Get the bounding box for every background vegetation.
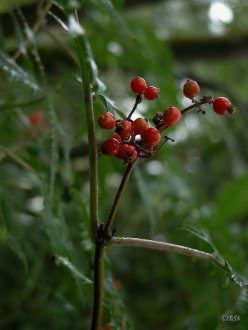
[0,0,248,329]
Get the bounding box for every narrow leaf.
[55,255,93,285]
[0,197,28,271]
[0,50,41,92]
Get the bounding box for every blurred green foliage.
[0,0,248,329]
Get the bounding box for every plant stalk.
[109,236,226,268]
[91,243,105,330]
[82,69,99,239]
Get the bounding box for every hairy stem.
[91,243,105,330]
[104,162,135,234]
[109,236,226,268]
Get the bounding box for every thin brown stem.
[109,236,226,268]
[158,99,212,132]
[104,162,135,234]
[91,243,105,330]
[127,94,142,120]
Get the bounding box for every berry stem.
[127,94,142,120]
[181,99,210,115]
[104,162,135,234]
[157,99,211,132]
[109,236,226,269]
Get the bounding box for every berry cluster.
[97,77,235,164]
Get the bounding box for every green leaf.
[48,104,59,203]
[98,94,124,118]
[0,50,41,92]
[214,170,248,222]
[42,184,73,256]
[183,225,248,288]
[55,255,93,285]
[0,197,28,271]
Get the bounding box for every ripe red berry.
[141,127,161,147]
[100,138,120,156]
[144,86,160,100]
[112,133,122,143]
[130,76,147,94]
[132,117,149,135]
[29,111,43,127]
[212,97,234,115]
[117,144,137,163]
[163,106,182,127]
[116,120,133,139]
[104,324,112,330]
[98,112,116,129]
[183,79,200,99]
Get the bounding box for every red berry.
[132,117,149,135]
[104,324,112,330]
[101,138,120,156]
[144,86,160,100]
[141,127,161,147]
[163,106,182,127]
[117,144,137,163]
[112,133,122,143]
[183,79,200,99]
[212,97,234,115]
[29,112,43,127]
[131,76,147,94]
[116,120,133,139]
[98,112,116,129]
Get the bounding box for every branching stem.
[104,162,135,234]
[109,236,226,269]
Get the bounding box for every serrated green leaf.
[0,50,41,92]
[183,224,248,288]
[42,184,73,256]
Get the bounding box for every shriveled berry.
[116,120,133,139]
[152,112,163,127]
[117,144,137,163]
[130,76,147,94]
[144,86,160,100]
[183,79,200,99]
[98,112,116,129]
[101,138,120,156]
[163,106,182,127]
[132,117,149,135]
[141,127,161,147]
[213,97,234,115]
